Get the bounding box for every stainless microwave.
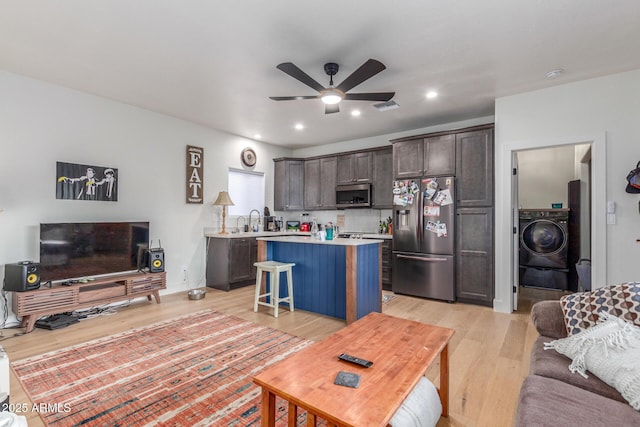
[336,184,371,208]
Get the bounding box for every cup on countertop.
[319,230,326,241]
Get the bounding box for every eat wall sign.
[186,145,204,204]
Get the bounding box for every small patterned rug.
[11,310,313,426]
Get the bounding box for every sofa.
[515,299,640,426]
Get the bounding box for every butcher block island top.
[256,236,382,324]
[253,312,454,426]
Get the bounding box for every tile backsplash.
[274,209,392,233]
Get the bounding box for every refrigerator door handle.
[397,254,448,262]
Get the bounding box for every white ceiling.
[2,1,640,149]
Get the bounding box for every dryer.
[519,210,569,269]
[519,209,569,290]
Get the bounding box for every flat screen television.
[39,222,150,282]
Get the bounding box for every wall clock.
[241,148,257,167]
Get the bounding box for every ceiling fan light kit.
[270,59,395,114]
[321,88,344,105]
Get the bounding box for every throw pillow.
[544,313,640,410]
[560,281,640,335]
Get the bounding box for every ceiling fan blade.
[325,104,340,114]
[270,95,319,101]
[344,92,395,102]
[276,62,326,92]
[336,59,386,93]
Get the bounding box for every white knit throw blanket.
[545,312,640,410]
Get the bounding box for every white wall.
[495,69,640,312]
[0,71,291,312]
[517,145,577,209]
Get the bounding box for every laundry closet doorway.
[512,143,592,310]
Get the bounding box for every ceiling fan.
[269,59,395,114]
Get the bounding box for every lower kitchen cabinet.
[456,207,494,306]
[206,237,258,290]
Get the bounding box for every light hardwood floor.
[1,285,565,427]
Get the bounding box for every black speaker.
[148,250,165,273]
[4,261,41,292]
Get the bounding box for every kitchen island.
[256,235,383,324]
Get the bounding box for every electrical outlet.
[181,265,188,281]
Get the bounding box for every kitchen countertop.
[204,229,311,238]
[204,228,392,240]
[257,235,383,246]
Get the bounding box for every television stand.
[11,271,166,333]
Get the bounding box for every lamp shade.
[213,191,234,206]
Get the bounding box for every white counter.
[203,229,311,239]
[257,235,383,246]
[203,228,392,240]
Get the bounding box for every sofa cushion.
[544,313,640,410]
[516,375,639,427]
[560,281,640,335]
[531,300,567,339]
[530,336,624,403]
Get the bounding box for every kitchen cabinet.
[392,135,455,178]
[456,128,493,207]
[393,138,424,178]
[372,148,393,209]
[337,152,372,184]
[424,134,455,176]
[304,157,337,210]
[391,123,495,307]
[456,207,494,306]
[274,159,305,211]
[206,236,258,290]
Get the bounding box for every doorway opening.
[513,143,592,311]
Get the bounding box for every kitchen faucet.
[236,216,246,232]
[249,209,261,232]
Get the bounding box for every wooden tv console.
[12,271,166,333]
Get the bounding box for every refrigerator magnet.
[433,189,453,206]
[424,205,440,216]
[436,222,448,237]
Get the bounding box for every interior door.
[512,152,519,310]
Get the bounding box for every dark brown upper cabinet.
[456,129,494,208]
[424,134,455,176]
[337,152,372,184]
[304,157,337,210]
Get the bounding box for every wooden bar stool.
[253,261,295,317]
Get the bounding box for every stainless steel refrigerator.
[392,176,455,302]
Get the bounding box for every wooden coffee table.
[253,312,454,426]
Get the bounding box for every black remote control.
[338,353,373,368]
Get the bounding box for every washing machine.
[519,210,569,290]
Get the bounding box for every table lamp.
[213,191,234,235]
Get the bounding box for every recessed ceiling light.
[294,123,304,130]
[351,110,361,117]
[546,69,565,79]
[426,91,438,99]
[253,134,262,139]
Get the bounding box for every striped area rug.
[11,310,313,426]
